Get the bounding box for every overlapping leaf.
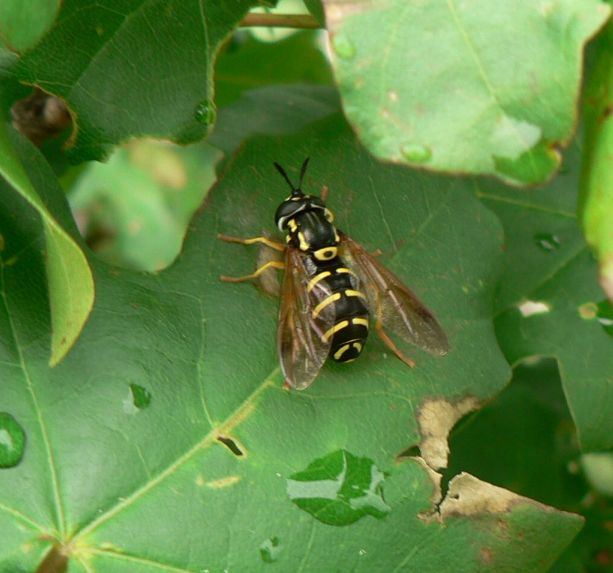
[16,0,266,162]
[323,0,610,185]
[580,16,613,302]
[0,0,60,52]
[476,143,613,451]
[0,111,582,572]
[69,139,221,272]
[0,122,93,366]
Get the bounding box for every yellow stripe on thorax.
[297,232,309,251]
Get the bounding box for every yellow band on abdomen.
[307,271,331,292]
[312,293,341,319]
[324,320,349,341]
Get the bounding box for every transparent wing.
[277,249,334,390]
[339,232,449,356]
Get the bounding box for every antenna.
[298,157,310,190]
[273,158,310,196]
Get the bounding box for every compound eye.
[275,200,301,230]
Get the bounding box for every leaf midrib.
[72,370,277,541]
[0,260,66,536]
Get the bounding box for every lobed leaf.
[0,121,94,366]
[476,143,613,451]
[580,17,613,303]
[16,0,265,162]
[0,111,581,571]
[0,0,60,52]
[323,0,610,185]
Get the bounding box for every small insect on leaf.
[219,159,448,389]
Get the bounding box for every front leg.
[217,233,286,252]
[220,260,286,283]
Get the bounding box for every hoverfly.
[219,158,449,390]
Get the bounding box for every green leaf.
[448,360,585,511]
[68,139,221,272]
[0,0,60,52]
[0,122,94,366]
[304,0,326,26]
[0,110,584,571]
[475,143,613,451]
[322,0,611,185]
[447,359,612,573]
[580,17,613,302]
[210,84,340,153]
[16,0,262,162]
[215,30,333,107]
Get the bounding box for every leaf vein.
[73,372,277,540]
[0,261,66,536]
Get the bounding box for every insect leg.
[375,319,416,368]
[220,260,285,283]
[217,233,286,252]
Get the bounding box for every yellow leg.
[220,260,285,283]
[217,233,286,252]
[375,319,416,368]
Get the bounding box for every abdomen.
[309,263,369,363]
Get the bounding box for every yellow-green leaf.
[580,16,613,302]
[0,122,94,365]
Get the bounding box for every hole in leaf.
[0,412,26,468]
[518,300,551,317]
[217,435,245,457]
[396,444,421,461]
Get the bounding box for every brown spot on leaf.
[325,3,366,28]
[416,397,480,470]
[596,549,612,565]
[441,474,521,516]
[480,547,493,564]
[35,546,68,573]
[207,475,241,489]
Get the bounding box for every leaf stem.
[240,13,321,29]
